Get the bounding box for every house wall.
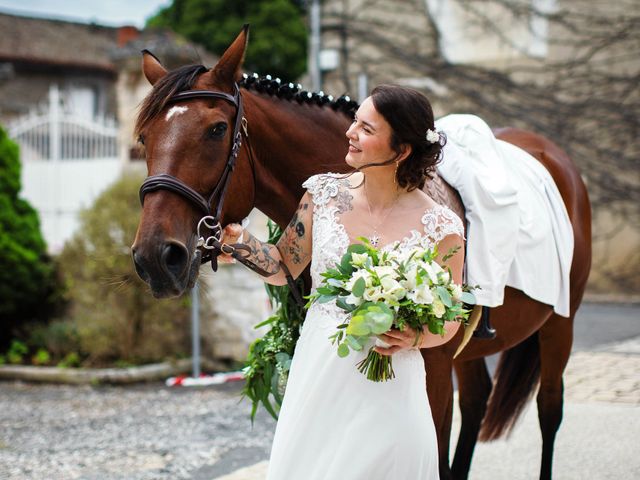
[0,67,116,124]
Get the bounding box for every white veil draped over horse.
[435,114,574,317]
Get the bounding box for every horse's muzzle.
[132,240,199,298]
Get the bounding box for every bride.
[220,84,464,479]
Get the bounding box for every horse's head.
[131,27,255,298]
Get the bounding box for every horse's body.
[132,29,591,480]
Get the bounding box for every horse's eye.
[138,134,145,145]
[209,122,228,139]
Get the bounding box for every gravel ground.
[1,302,638,480]
[0,382,275,480]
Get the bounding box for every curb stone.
[0,358,229,384]
[213,461,269,480]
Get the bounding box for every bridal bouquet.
[308,238,474,382]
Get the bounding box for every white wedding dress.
[266,174,464,480]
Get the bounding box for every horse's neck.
[244,92,351,227]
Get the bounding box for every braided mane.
[239,72,359,117]
[135,65,359,136]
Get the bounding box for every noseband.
[138,84,254,273]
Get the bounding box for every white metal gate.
[7,84,122,252]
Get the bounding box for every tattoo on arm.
[278,201,311,265]
[243,231,281,275]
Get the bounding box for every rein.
[138,84,303,304]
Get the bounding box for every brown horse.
[131,28,591,480]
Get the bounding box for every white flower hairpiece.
[426,129,440,144]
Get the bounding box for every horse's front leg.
[422,329,463,479]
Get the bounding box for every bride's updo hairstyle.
[370,84,445,191]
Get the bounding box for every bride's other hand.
[218,223,243,264]
[374,325,424,356]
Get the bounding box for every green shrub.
[54,173,209,367]
[26,320,79,363]
[57,352,80,369]
[0,125,62,350]
[31,348,51,366]
[7,340,28,364]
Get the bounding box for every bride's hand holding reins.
[219,223,244,264]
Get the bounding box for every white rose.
[401,264,420,291]
[379,276,407,302]
[350,252,369,267]
[345,269,372,291]
[407,247,424,262]
[432,298,445,318]
[373,265,396,280]
[388,250,403,263]
[407,283,434,305]
[422,262,441,284]
[363,286,384,302]
[345,293,364,307]
[451,284,463,301]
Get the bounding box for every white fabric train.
[435,114,574,317]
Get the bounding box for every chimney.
[117,26,140,47]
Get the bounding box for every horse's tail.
[479,333,540,441]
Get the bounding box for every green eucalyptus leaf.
[436,286,453,308]
[352,277,366,297]
[348,244,368,254]
[337,343,350,357]
[346,315,371,336]
[315,288,333,297]
[340,253,355,275]
[316,295,335,304]
[346,335,364,351]
[336,296,356,312]
[366,311,394,335]
[326,278,344,288]
[460,291,476,304]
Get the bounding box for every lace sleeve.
[421,205,465,246]
[302,173,344,207]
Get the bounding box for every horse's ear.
[210,24,249,85]
[142,50,168,86]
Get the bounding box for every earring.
[394,162,399,184]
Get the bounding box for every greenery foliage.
[0,125,60,350]
[147,0,308,81]
[49,174,204,367]
[242,220,306,421]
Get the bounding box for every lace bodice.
[303,173,465,299]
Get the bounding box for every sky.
[0,0,172,28]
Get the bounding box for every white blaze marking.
[166,105,188,120]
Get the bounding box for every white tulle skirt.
[266,304,439,480]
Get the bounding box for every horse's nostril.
[161,242,189,278]
[133,251,150,283]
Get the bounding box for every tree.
[147,0,308,82]
[0,126,60,349]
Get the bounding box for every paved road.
[0,302,638,480]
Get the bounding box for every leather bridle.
[138,84,256,272]
[137,83,304,305]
